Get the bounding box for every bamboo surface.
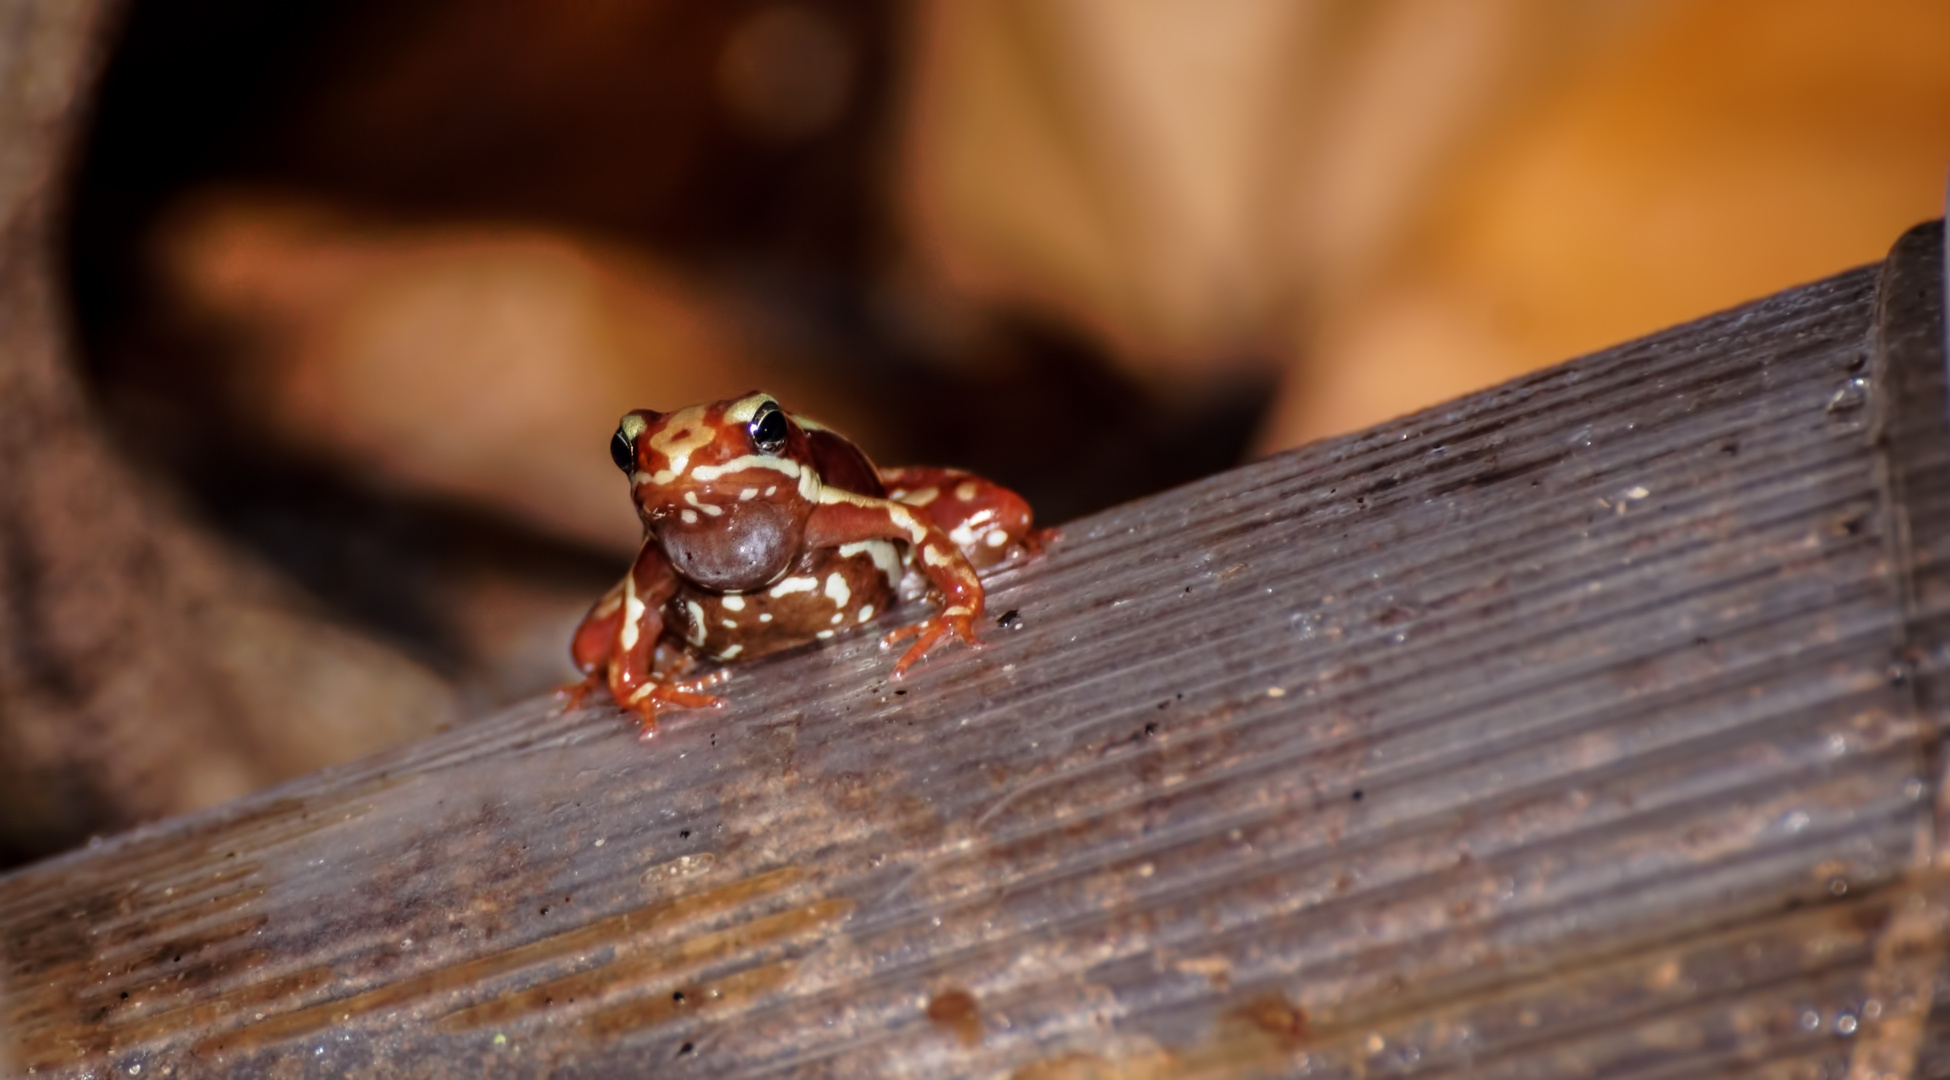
[6,221,1950,1078]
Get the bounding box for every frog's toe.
[884,610,982,675]
[622,679,727,737]
[556,674,606,713]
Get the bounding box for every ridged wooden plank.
[5,222,1950,1078]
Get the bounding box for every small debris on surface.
[1232,992,1309,1043]
[926,989,981,1047]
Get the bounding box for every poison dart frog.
[567,391,1046,734]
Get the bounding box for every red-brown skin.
[566,391,1047,735]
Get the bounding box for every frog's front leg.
[805,489,984,675]
[879,466,1050,569]
[570,542,724,735]
[569,577,627,687]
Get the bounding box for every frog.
[567,391,1046,734]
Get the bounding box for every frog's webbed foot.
[882,607,982,676]
[620,670,730,738]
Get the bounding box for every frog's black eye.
[749,401,788,455]
[610,428,636,472]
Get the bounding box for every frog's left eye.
[610,428,636,472]
[749,401,788,455]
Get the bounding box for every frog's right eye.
[748,400,789,455]
[610,428,636,472]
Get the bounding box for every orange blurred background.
[66,0,1950,716]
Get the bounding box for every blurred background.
[7,0,1949,863]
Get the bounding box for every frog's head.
[609,392,823,592]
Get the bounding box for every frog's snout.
[654,500,802,593]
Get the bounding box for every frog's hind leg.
[880,466,1043,569]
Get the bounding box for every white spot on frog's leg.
[985,530,1009,547]
[768,575,819,597]
[923,544,955,569]
[684,601,708,646]
[823,572,851,609]
[816,488,928,545]
[857,604,874,622]
[739,488,758,501]
[817,629,835,639]
[627,683,659,705]
[717,644,744,660]
[759,612,774,623]
[944,605,973,616]
[896,510,930,545]
[680,509,699,524]
[722,594,746,611]
[902,487,939,507]
[591,590,623,618]
[837,540,903,589]
[950,507,999,549]
[955,481,979,501]
[721,618,738,629]
[830,612,844,624]
[620,575,646,651]
[765,486,777,497]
